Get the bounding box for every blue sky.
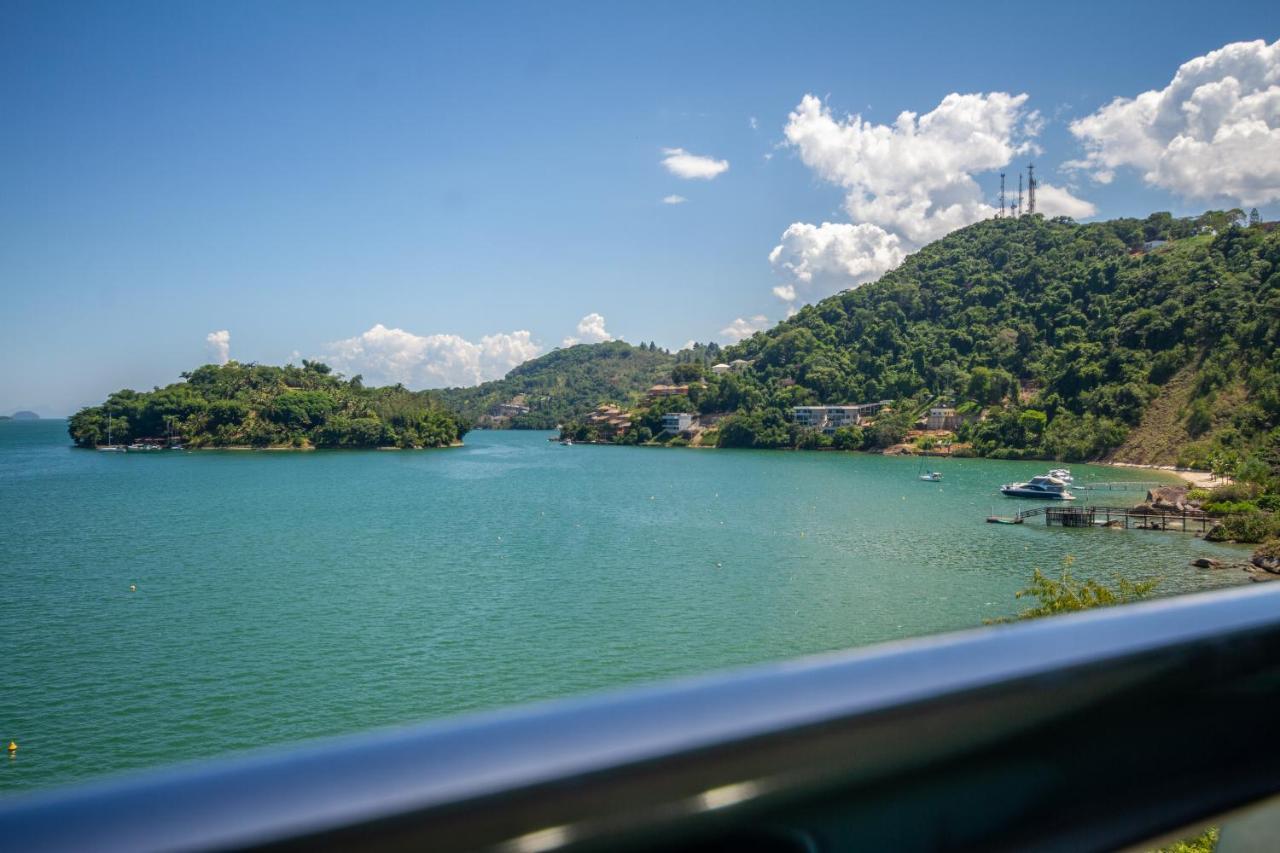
[2,1,1277,415]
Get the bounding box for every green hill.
[68,361,467,449]
[645,212,1280,469]
[435,340,697,428]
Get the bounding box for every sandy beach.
[1103,461,1219,489]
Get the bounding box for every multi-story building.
[662,413,694,433]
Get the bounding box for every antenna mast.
[1027,163,1037,216]
[1016,173,1023,217]
[998,172,1006,218]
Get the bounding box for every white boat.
[1048,468,1074,483]
[919,471,942,482]
[98,410,126,452]
[1001,475,1075,500]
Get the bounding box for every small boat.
[919,471,942,482]
[1048,468,1074,483]
[98,410,126,451]
[1001,475,1075,500]
[559,439,573,446]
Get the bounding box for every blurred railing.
[4,583,1280,852]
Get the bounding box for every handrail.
[5,584,1280,851]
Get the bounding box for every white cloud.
[768,222,906,304]
[1035,182,1098,219]
[720,315,770,343]
[784,92,1037,245]
[749,116,759,130]
[561,312,614,347]
[769,91,1066,305]
[325,324,541,388]
[206,330,230,364]
[1067,38,1280,205]
[661,147,730,180]
[662,194,687,205]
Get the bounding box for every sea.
[0,419,1251,795]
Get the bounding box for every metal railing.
[5,584,1280,851]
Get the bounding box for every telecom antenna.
[1016,172,1024,217]
[1027,163,1037,216]
[999,172,1006,218]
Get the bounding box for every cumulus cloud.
[561,312,614,347]
[768,222,906,305]
[1067,39,1280,205]
[784,92,1038,244]
[661,147,730,180]
[1035,182,1099,219]
[206,330,230,364]
[662,194,687,205]
[720,315,770,343]
[768,91,1093,305]
[325,324,541,388]
[749,116,759,130]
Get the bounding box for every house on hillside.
[711,363,731,375]
[646,384,690,400]
[662,413,694,433]
[926,406,959,431]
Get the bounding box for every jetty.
[988,504,1216,534]
[1071,481,1167,492]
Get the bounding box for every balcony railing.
[4,583,1280,851]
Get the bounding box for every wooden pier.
[994,504,1216,534]
[1071,481,1167,492]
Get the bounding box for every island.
[68,361,468,450]
[10,410,40,420]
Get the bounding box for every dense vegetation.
[68,361,468,449]
[684,212,1280,470]
[435,341,691,428]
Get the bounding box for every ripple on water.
[0,421,1250,794]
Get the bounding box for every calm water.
[0,420,1249,795]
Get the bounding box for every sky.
[2,1,1278,415]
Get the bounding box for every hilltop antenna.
[1016,172,1024,217]
[998,172,1006,218]
[1027,163,1037,216]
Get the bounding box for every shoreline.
[1099,460,1217,489]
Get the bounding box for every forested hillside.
[687,212,1280,469]
[435,340,694,428]
[68,361,467,449]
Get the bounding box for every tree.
[671,363,704,383]
[1249,208,1262,226]
[993,557,1156,623]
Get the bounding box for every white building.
[662,412,694,433]
[793,401,893,433]
[711,363,731,375]
[926,406,958,430]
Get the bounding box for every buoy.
[130,584,137,592]
[7,741,16,754]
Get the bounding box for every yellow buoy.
[7,741,16,754]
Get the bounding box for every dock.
[988,504,1215,534]
[1071,481,1167,492]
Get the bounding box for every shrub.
[1257,493,1280,512]
[1186,488,1211,503]
[1205,511,1280,544]
[1209,482,1261,503]
[1202,500,1260,515]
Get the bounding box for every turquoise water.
[0,420,1249,795]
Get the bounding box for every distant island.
[10,411,40,420]
[434,340,686,429]
[68,361,468,450]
